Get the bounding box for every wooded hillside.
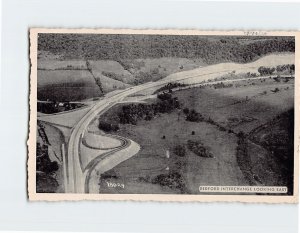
[38,34,295,64]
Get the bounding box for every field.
[97,76,294,194]
[38,59,87,70]
[173,77,294,133]
[37,34,294,102]
[37,54,207,100]
[248,109,294,194]
[162,53,295,85]
[37,49,294,102]
[37,70,101,101]
[118,57,205,84]
[99,113,246,194]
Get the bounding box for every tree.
[99,121,119,132]
[237,131,245,140]
[183,108,189,115]
[186,109,204,122]
[173,145,186,157]
[258,66,275,76]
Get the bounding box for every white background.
[0,0,299,232]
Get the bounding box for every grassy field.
[37,34,294,102]
[37,70,101,101]
[248,109,294,194]
[37,50,294,102]
[37,54,206,100]
[97,76,294,194]
[99,112,245,194]
[173,77,294,133]
[119,57,205,84]
[38,59,87,70]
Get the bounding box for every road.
[66,82,160,193]
[65,69,272,193]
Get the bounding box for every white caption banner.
[199,186,288,193]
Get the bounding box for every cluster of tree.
[36,142,60,192]
[271,87,280,93]
[211,82,233,89]
[237,132,248,154]
[133,71,153,85]
[187,140,213,158]
[154,82,187,94]
[119,104,147,125]
[133,68,166,85]
[101,71,125,82]
[206,117,228,132]
[37,102,84,114]
[38,34,294,64]
[116,59,145,72]
[235,131,255,184]
[36,143,59,174]
[157,92,173,101]
[276,64,295,74]
[36,172,59,193]
[86,60,103,93]
[186,109,204,122]
[37,124,50,145]
[258,64,295,76]
[183,107,229,132]
[151,172,186,192]
[98,121,120,132]
[173,145,186,157]
[183,108,204,122]
[258,66,276,76]
[245,72,258,78]
[105,93,180,126]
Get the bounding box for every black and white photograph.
[28,29,299,202]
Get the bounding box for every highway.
[65,67,274,193]
[66,81,162,193]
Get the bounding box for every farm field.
[173,78,294,133]
[37,70,101,101]
[97,76,294,194]
[36,51,294,102]
[37,54,207,101]
[38,59,87,70]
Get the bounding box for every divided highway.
[66,81,161,193]
[65,67,271,193]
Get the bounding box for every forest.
[38,34,295,64]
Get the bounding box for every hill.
[37,55,205,100]
[162,53,295,84]
[37,34,295,101]
[95,75,294,194]
[38,34,294,64]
